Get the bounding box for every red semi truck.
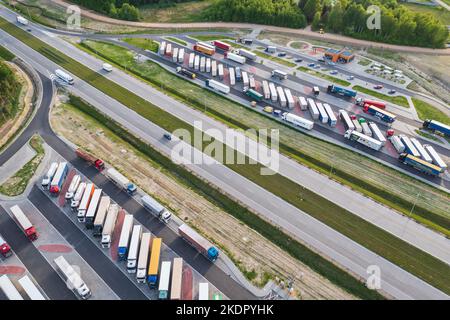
[212,40,231,51]
[10,205,38,241]
[356,98,386,110]
[76,149,105,171]
[0,235,12,258]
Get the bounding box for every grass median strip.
[253,50,296,67]
[2,17,450,295]
[353,85,409,108]
[412,97,450,125]
[298,66,351,86]
[0,44,14,61]
[165,36,187,46]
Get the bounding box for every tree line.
[0,61,21,126]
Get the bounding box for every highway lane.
[1,30,448,299]
[0,205,75,300]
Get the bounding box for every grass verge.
[191,35,236,42]
[253,50,296,67]
[412,98,450,125]
[353,85,409,108]
[0,135,44,196]
[68,94,383,300]
[165,36,187,46]
[298,66,351,86]
[0,44,15,61]
[122,37,159,53]
[3,18,449,295]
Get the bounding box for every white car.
[102,63,113,72]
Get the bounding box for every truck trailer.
[262,81,270,99]
[16,16,29,25]
[217,63,224,80]
[244,88,263,102]
[356,98,386,109]
[101,205,118,248]
[76,149,104,171]
[211,60,217,77]
[271,70,288,80]
[194,42,215,56]
[42,162,58,188]
[400,135,420,158]
[410,138,433,163]
[358,118,372,137]
[49,162,68,195]
[224,52,246,64]
[65,175,81,200]
[327,85,357,98]
[344,130,383,151]
[212,40,231,51]
[284,89,295,109]
[158,261,172,300]
[299,96,308,111]
[316,102,328,124]
[205,79,230,94]
[18,275,45,300]
[176,67,196,79]
[307,98,319,120]
[194,55,200,70]
[238,48,257,61]
[368,122,386,145]
[282,113,314,130]
[106,168,137,195]
[141,194,172,223]
[71,182,86,209]
[228,67,235,86]
[172,47,179,63]
[399,153,443,176]
[423,145,447,170]
[170,258,183,300]
[76,183,95,222]
[269,82,277,102]
[118,214,134,261]
[93,200,116,237]
[200,56,206,72]
[87,195,109,230]
[147,238,162,288]
[136,232,151,282]
[206,58,211,73]
[276,86,287,108]
[323,103,337,127]
[80,188,102,223]
[188,53,195,68]
[159,41,166,55]
[54,256,91,300]
[178,224,219,262]
[363,105,396,123]
[198,283,209,300]
[10,205,38,241]
[127,225,142,274]
[339,110,355,131]
[0,275,23,300]
[422,119,450,137]
[178,48,185,63]
[390,136,405,153]
[241,71,249,88]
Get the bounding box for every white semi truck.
[141,194,172,223]
[282,113,314,130]
[344,130,383,151]
[106,168,137,195]
[54,256,91,300]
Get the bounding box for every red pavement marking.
[38,244,72,253]
[0,266,26,275]
[58,169,76,207]
[181,265,193,300]
[249,66,256,73]
[110,209,125,261]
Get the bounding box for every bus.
[18,275,46,300]
[0,275,23,300]
[147,237,162,288]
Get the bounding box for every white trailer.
[339,110,355,131]
[390,136,405,153]
[299,96,308,111]
[159,41,166,55]
[127,225,142,274]
[368,122,386,145]
[206,79,230,94]
[77,183,94,219]
[136,232,151,282]
[0,275,23,300]
[158,261,172,300]
[198,283,209,300]
[141,194,171,223]
[18,275,46,300]
[170,258,183,300]
[238,48,257,61]
[178,48,185,63]
[118,214,134,260]
[55,69,74,85]
[200,56,206,72]
[218,63,224,80]
[360,121,372,137]
[206,58,211,73]
[242,71,249,88]
[345,130,383,151]
[211,60,217,77]
[410,138,433,163]
[352,119,363,133]
[323,103,337,127]
[276,86,287,108]
[271,69,288,80]
[16,16,29,25]
[228,67,235,86]
[93,199,114,237]
[64,175,81,200]
[423,145,447,170]
[71,182,86,209]
[54,256,91,300]
[42,162,58,188]
[101,204,118,248]
[188,52,195,68]
[249,76,256,89]
[316,102,328,124]
[225,52,246,64]
[269,82,277,102]
[172,47,179,63]
[165,43,172,56]
[307,98,319,120]
[194,55,200,70]
[282,113,314,130]
[80,188,102,223]
[262,81,270,99]
[87,195,109,230]
[284,89,295,109]
[106,167,136,195]
[400,135,420,158]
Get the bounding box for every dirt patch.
[0,62,33,149]
[50,97,356,300]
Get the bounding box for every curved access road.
[52,0,450,56]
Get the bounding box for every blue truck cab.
[207,246,219,262]
[327,84,357,98]
[423,119,450,137]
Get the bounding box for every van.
[102,63,113,72]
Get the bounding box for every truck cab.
[126,183,137,195]
[0,236,12,258]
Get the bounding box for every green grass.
[0,135,44,196]
[358,58,371,66]
[3,18,450,296]
[353,85,410,108]
[139,0,211,23]
[298,66,351,86]
[415,129,441,142]
[68,94,383,300]
[403,3,450,25]
[413,98,450,125]
[165,36,187,46]
[253,50,296,67]
[191,34,236,42]
[0,44,15,61]
[122,37,159,53]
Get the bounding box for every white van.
[102,63,113,72]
